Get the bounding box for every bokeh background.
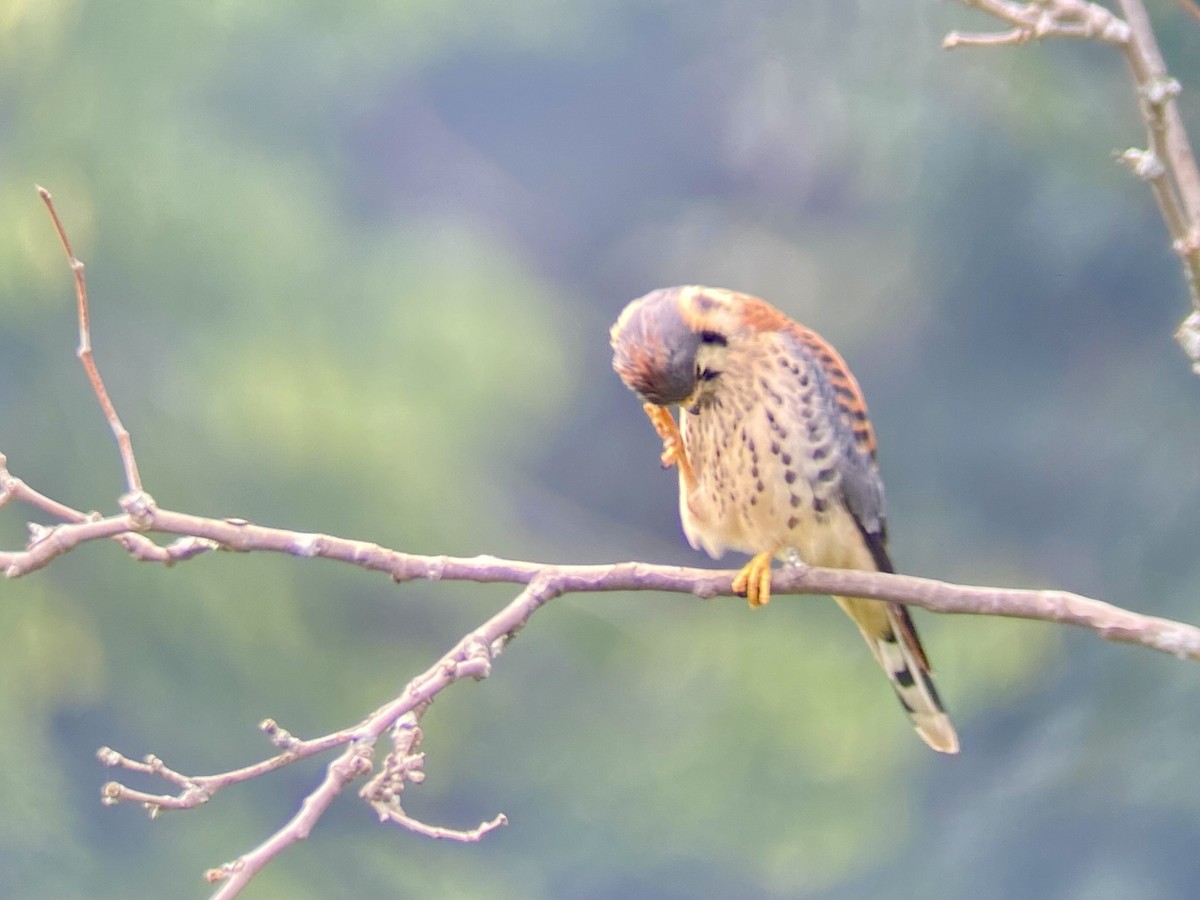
[3,1,1200,897]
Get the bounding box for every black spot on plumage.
[757,379,784,405]
[790,494,802,508]
[781,453,792,466]
[751,465,759,479]
[770,441,780,455]
[817,467,837,483]
[756,479,765,492]
[922,671,947,709]
[811,446,828,461]
[813,497,828,513]
[894,668,916,689]
[784,470,796,484]
[787,516,799,530]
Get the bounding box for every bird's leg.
[642,403,697,493]
[732,551,775,608]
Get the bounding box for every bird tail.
[834,595,960,754]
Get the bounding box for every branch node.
[1175,311,1200,372]
[1119,147,1166,181]
[26,522,53,547]
[119,491,158,529]
[101,781,123,805]
[205,860,242,883]
[260,718,301,751]
[289,532,323,558]
[1100,16,1131,44]
[457,636,493,681]
[1143,75,1182,107]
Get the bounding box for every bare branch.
[1114,0,1200,328]
[945,1,1200,370]
[2,460,1196,663]
[38,186,145,492]
[99,579,557,896]
[944,0,1130,48]
[0,452,215,564]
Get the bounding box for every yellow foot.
[642,403,697,493]
[732,551,775,608]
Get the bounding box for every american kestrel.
[610,285,958,753]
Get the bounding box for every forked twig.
[945,1,1200,370]
[37,186,144,493]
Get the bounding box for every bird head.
[610,285,747,408]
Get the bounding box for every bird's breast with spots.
[678,337,849,564]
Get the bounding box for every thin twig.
[37,186,144,493]
[1115,0,1200,319]
[945,1,1200,370]
[943,0,1130,48]
[0,452,214,563]
[192,580,553,895]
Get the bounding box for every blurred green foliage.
[3,1,1200,897]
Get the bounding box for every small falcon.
[610,285,958,753]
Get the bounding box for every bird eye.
[697,367,721,382]
[699,330,727,346]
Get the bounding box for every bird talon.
[733,551,775,608]
[642,403,697,492]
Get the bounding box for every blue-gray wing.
[785,323,889,567]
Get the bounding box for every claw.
[642,403,697,493]
[732,551,775,608]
